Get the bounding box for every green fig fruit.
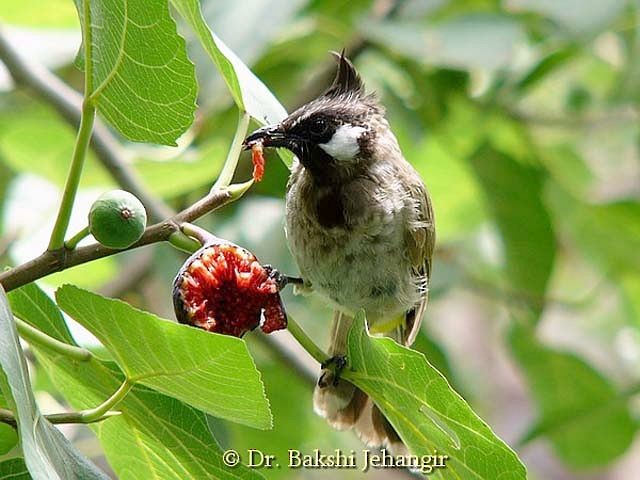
[89,190,147,248]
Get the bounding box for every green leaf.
[170,0,287,126]
[509,323,636,469]
[359,14,525,71]
[0,458,30,480]
[343,312,527,480]
[73,0,197,145]
[538,146,594,198]
[169,0,295,168]
[0,422,18,456]
[220,358,329,480]
[219,347,360,480]
[411,330,455,388]
[9,283,74,343]
[55,285,271,429]
[52,362,266,480]
[468,143,555,317]
[0,374,19,455]
[0,287,108,480]
[514,48,578,94]
[508,0,626,35]
[10,282,264,480]
[547,187,640,276]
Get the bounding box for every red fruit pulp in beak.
[251,142,265,182]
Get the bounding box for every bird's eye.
[308,117,329,137]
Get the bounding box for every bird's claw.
[321,354,347,370]
[318,355,348,387]
[263,265,304,291]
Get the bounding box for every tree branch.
[0,26,173,222]
[0,189,232,292]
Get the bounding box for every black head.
[244,52,381,180]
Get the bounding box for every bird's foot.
[263,265,304,291]
[318,355,348,387]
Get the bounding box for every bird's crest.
[324,50,365,98]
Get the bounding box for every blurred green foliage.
[1,0,640,479]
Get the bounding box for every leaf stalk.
[78,379,133,423]
[212,111,251,190]
[65,226,91,250]
[14,317,92,362]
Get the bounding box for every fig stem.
[212,111,251,190]
[286,316,330,365]
[65,226,91,250]
[168,230,201,253]
[48,100,96,251]
[47,0,96,251]
[180,222,218,246]
[224,179,254,200]
[14,317,92,362]
[78,378,133,424]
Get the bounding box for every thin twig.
[251,333,317,384]
[286,316,329,365]
[0,407,120,429]
[180,222,218,245]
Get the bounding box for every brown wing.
[403,180,435,346]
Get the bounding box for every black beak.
[243,124,288,150]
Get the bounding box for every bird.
[243,51,435,453]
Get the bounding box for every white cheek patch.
[319,124,366,161]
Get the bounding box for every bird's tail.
[312,310,409,454]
